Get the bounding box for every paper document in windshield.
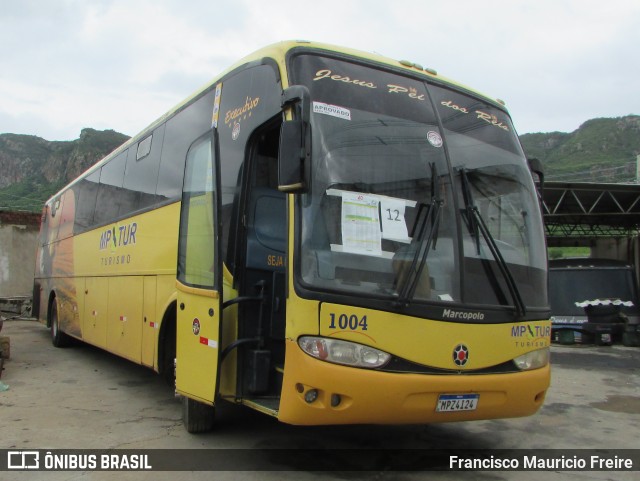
[341,193,382,256]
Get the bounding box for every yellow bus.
[33,40,551,433]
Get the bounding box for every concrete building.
[0,210,40,314]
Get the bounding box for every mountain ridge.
[519,115,640,182]
[0,128,129,211]
[1,115,639,212]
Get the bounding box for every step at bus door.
[175,131,222,406]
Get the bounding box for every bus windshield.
[291,54,547,318]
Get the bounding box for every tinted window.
[123,125,164,211]
[94,150,127,225]
[157,91,215,201]
[290,54,438,124]
[74,169,100,231]
[137,134,152,160]
[428,84,522,157]
[216,63,282,271]
[178,135,217,288]
[56,188,76,241]
[118,149,143,217]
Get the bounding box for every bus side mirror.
[528,157,544,191]
[527,157,545,212]
[527,157,544,181]
[278,85,311,193]
[278,120,308,192]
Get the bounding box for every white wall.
[0,213,39,297]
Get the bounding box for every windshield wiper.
[459,168,526,319]
[395,163,443,307]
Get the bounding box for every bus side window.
[123,124,165,212]
[157,91,216,203]
[94,150,127,226]
[57,189,76,240]
[48,197,61,242]
[74,169,100,232]
[119,148,144,216]
[178,135,217,288]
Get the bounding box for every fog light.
[331,394,341,407]
[304,389,318,403]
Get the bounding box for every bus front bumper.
[277,339,549,425]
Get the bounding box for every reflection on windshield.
[459,167,525,318]
[299,112,457,302]
[292,54,548,319]
[394,163,443,305]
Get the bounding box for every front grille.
[379,356,519,375]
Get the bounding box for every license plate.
[436,394,479,412]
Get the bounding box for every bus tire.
[50,300,71,348]
[182,397,216,433]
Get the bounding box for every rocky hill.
[519,115,640,182]
[0,115,639,212]
[0,128,129,212]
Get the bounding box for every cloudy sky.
[1,0,638,140]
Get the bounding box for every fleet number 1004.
[328,313,368,331]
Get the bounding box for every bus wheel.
[50,300,71,348]
[182,397,215,433]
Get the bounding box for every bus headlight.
[513,348,550,371]
[298,336,391,369]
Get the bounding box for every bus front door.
[175,132,222,433]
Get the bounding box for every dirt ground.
[1,319,639,480]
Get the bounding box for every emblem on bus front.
[453,344,469,366]
[427,130,443,148]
